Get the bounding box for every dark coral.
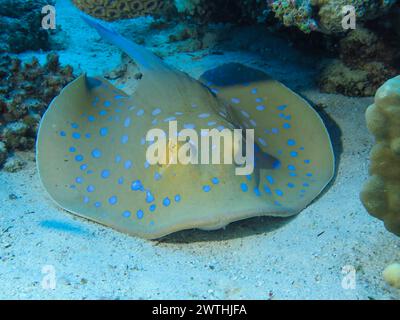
[0,54,75,168]
[0,0,60,53]
[319,27,400,97]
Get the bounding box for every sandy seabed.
[0,0,399,299]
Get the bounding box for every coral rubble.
[360,75,400,236]
[0,54,75,170]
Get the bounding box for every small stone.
[3,155,26,173]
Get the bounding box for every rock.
[3,155,27,173]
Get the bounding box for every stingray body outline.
[36,17,335,239]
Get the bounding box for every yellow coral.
[383,263,400,289]
[361,76,400,236]
[72,0,172,21]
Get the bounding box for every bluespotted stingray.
[36,17,335,239]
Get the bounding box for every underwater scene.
[0,0,399,301]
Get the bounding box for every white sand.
[0,0,399,299]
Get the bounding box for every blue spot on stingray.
[94,202,102,208]
[306,172,313,177]
[85,133,91,139]
[136,109,144,117]
[91,149,102,159]
[114,95,124,100]
[271,128,279,134]
[121,135,129,144]
[304,159,311,164]
[288,139,296,146]
[263,184,272,194]
[99,110,107,116]
[290,151,298,158]
[87,185,95,193]
[83,196,90,204]
[254,187,261,197]
[69,147,76,153]
[246,175,252,181]
[124,117,131,128]
[154,172,161,181]
[80,164,88,171]
[100,127,108,136]
[212,177,219,185]
[288,183,295,188]
[175,195,181,202]
[149,205,156,212]
[240,183,248,192]
[285,115,292,120]
[277,105,287,111]
[109,196,118,205]
[60,131,66,137]
[72,132,81,139]
[137,210,144,219]
[75,155,84,162]
[288,165,296,171]
[152,108,161,116]
[272,160,281,169]
[71,123,79,129]
[145,191,155,203]
[75,177,84,184]
[303,183,310,187]
[131,180,143,191]
[203,185,211,193]
[104,100,111,107]
[87,170,94,175]
[163,197,171,207]
[251,88,257,94]
[283,123,291,129]
[123,211,131,218]
[88,115,95,122]
[275,189,284,197]
[290,172,297,177]
[124,160,132,169]
[231,98,240,104]
[118,177,124,185]
[266,175,275,184]
[256,105,265,111]
[101,169,110,179]
[115,155,122,163]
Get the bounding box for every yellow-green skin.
[361,76,400,236]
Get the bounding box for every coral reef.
[319,27,399,97]
[0,0,62,53]
[270,0,398,34]
[360,75,400,236]
[383,263,400,289]
[72,0,174,21]
[0,54,75,170]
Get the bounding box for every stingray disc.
[36,18,335,239]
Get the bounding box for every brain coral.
[72,0,173,21]
[360,76,400,236]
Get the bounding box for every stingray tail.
[81,15,166,72]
